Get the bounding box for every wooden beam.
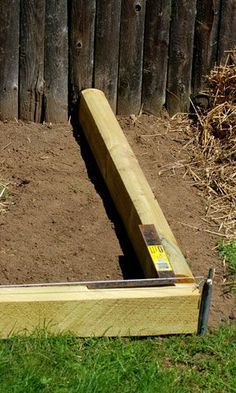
[79,89,194,281]
[0,0,19,120]
[0,283,199,337]
[19,0,45,122]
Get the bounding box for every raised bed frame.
[0,89,207,338]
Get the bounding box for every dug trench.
[0,115,235,328]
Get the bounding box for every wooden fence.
[0,0,235,123]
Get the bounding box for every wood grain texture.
[0,283,199,337]
[69,0,96,105]
[94,0,121,112]
[117,0,146,115]
[142,0,171,115]
[44,0,68,122]
[167,0,197,115]
[79,89,194,281]
[218,0,236,62]
[192,0,221,93]
[0,0,19,120]
[19,0,45,122]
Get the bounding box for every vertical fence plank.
[0,0,19,120]
[94,0,121,112]
[142,0,171,115]
[44,0,68,122]
[69,0,96,107]
[218,0,236,62]
[117,0,146,115]
[19,0,45,122]
[167,0,197,115]
[192,0,221,93]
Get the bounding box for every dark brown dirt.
[0,115,235,327]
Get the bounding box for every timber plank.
[0,0,19,120]
[0,284,199,337]
[117,0,146,115]
[218,0,236,63]
[19,0,45,122]
[79,89,194,281]
[142,0,171,115]
[193,0,221,93]
[44,0,68,122]
[167,0,197,115]
[94,0,121,112]
[69,0,96,105]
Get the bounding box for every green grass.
[218,240,236,292]
[0,242,234,392]
[219,240,236,276]
[0,325,235,393]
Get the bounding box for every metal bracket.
[197,268,215,335]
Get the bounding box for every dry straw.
[187,49,236,238]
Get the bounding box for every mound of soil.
[0,115,235,327]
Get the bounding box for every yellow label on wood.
[148,245,172,271]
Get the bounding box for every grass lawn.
[0,242,235,393]
[0,324,235,393]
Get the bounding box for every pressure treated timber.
[79,89,194,281]
[0,283,199,337]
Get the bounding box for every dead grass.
[0,181,11,214]
[186,50,236,239]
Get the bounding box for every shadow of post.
[71,115,144,280]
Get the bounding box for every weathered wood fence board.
[193,0,221,93]
[218,0,236,62]
[44,0,68,123]
[0,0,19,121]
[19,0,45,122]
[94,0,121,113]
[117,0,146,115]
[0,0,236,121]
[167,0,197,115]
[69,0,96,106]
[142,0,171,115]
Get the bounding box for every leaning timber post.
[79,89,194,282]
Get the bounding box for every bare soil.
[0,115,235,327]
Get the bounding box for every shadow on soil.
[71,113,144,280]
